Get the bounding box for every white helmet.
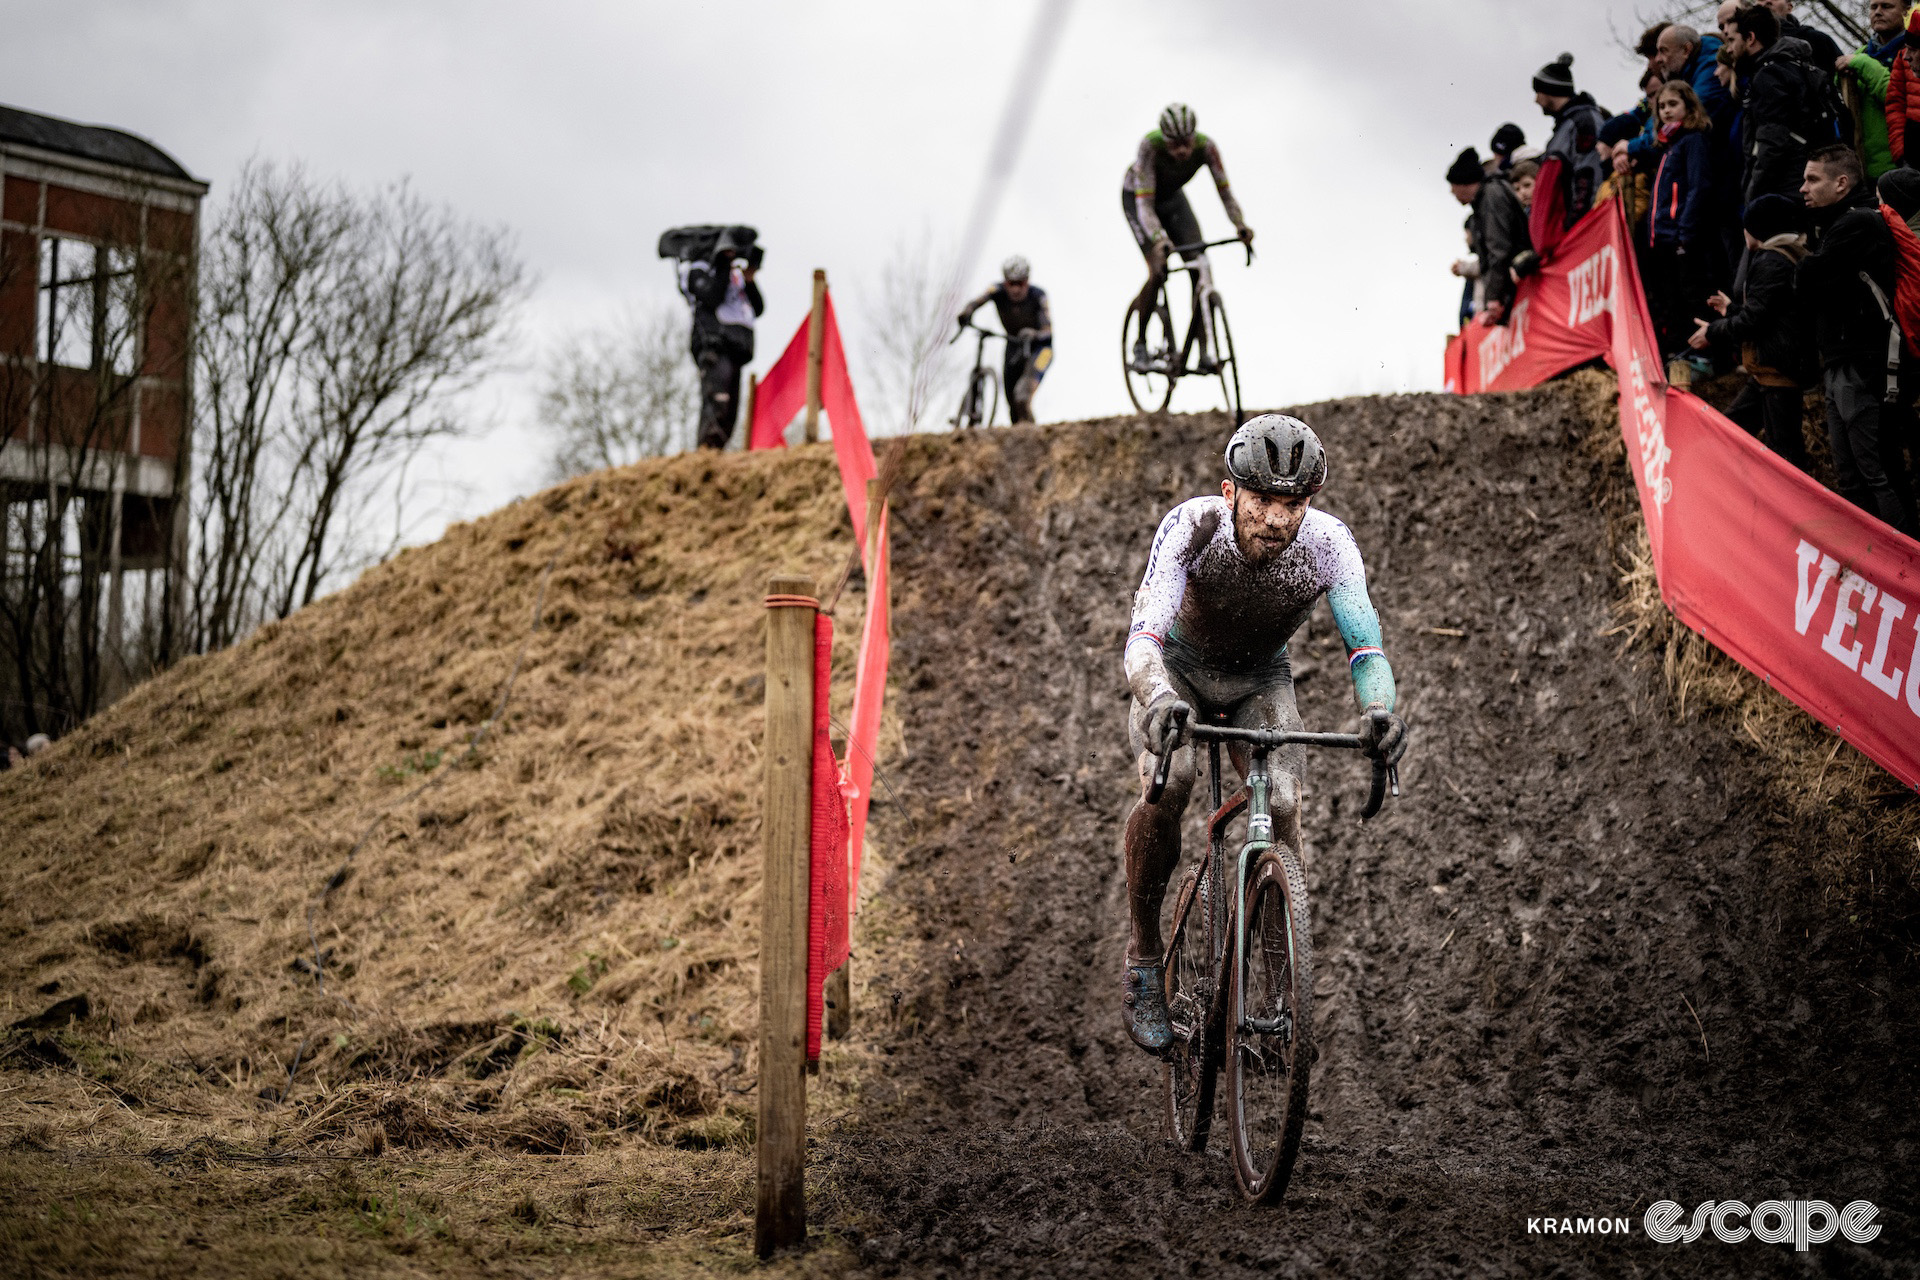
[1001,254,1030,283]
[1225,415,1328,496]
[1159,102,1197,142]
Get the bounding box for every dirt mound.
[5,383,1918,1277]
[822,384,1920,1276]
[0,443,867,1158]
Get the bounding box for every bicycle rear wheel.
[1162,861,1220,1150]
[1121,293,1176,415]
[1226,847,1313,1203]
[1207,293,1242,427]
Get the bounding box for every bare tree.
[188,161,528,650]
[189,162,350,651]
[856,233,965,436]
[536,305,698,481]
[272,180,526,615]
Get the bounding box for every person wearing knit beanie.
[1743,193,1806,242]
[1533,53,1576,103]
[1880,165,1920,221]
[1448,146,1528,327]
[1490,123,1526,157]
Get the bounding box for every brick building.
[0,104,207,727]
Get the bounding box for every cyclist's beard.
[1231,494,1303,566]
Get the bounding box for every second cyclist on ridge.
[1123,102,1255,375]
[956,255,1054,424]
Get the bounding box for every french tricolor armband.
[1347,646,1385,667]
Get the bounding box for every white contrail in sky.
[906,0,1077,429]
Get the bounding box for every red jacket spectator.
[1885,8,1920,162]
[1527,55,1610,263]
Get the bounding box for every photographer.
[671,226,764,450]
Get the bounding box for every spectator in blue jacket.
[1617,26,1729,167]
[1658,25,1731,119]
[1647,82,1717,360]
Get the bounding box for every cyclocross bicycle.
[949,319,1044,430]
[1147,705,1397,1203]
[1121,236,1248,426]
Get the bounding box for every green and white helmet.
[1159,102,1197,142]
[1224,415,1327,496]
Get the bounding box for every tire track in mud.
[822,390,1920,1278]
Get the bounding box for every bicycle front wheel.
[1163,861,1220,1151]
[1208,293,1242,427]
[1226,847,1313,1203]
[1121,294,1176,415]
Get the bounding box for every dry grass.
[0,439,886,1165]
[1568,369,1920,917]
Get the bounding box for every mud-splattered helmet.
[1224,414,1328,496]
[1159,103,1197,143]
[1001,255,1030,283]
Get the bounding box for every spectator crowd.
[1449,0,1920,537]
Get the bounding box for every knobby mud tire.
[1208,293,1242,427]
[1121,295,1176,415]
[1227,846,1313,1204]
[1162,862,1220,1151]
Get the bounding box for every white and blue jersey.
[1125,498,1395,710]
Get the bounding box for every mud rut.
[817,389,1920,1278]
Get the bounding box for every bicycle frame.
[1154,714,1390,1016]
[1161,237,1249,375]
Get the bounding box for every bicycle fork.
[1230,746,1300,1042]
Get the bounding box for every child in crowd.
[1690,195,1811,470]
[1647,81,1715,361]
[1509,160,1540,212]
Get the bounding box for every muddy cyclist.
[1123,102,1255,376]
[1120,415,1408,1053]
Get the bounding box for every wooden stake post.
[803,269,827,444]
[757,575,815,1257]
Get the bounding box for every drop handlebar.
[1145,706,1396,819]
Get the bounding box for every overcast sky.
[6,0,1775,536]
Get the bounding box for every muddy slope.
[826,388,1920,1278]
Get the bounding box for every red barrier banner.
[748,290,877,548]
[1443,205,1625,393]
[844,502,888,915]
[1447,198,1920,791]
[806,614,849,1064]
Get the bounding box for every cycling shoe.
[1130,341,1152,374]
[1122,959,1172,1054]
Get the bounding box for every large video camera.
[657,224,763,270]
